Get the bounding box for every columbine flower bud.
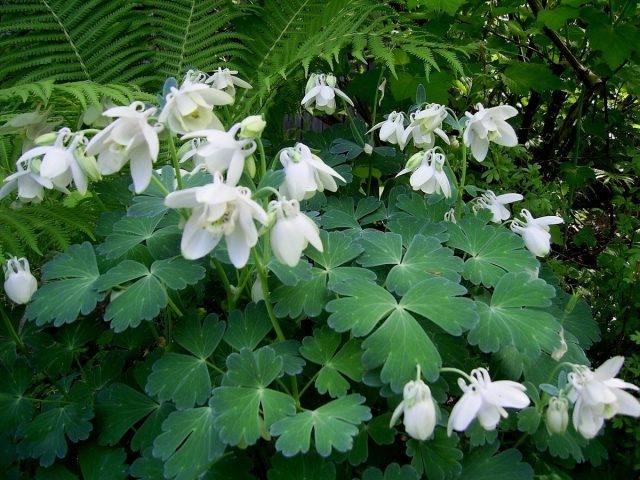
[404,152,423,171]
[34,132,58,145]
[545,397,569,435]
[269,199,323,267]
[239,115,267,138]
[390,378,437,441]
[363,143,373,155]
[3,257,37,304]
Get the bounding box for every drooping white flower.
[85,101,162,193]
[463,104,518,162]
[181,123,256,186]
[205,68,253,98]
[545,396,569,435]
[3,256,37,304]
[567,357,640,439]
[390,379,438,441]
[401,104,450,150]
[158,74,234,134]
[397,149,451,198]
[475,190,523,223]
[279,143,345,201]
[510,209,563,257]
[164,174,268,267]
[269,199,323,267]
[0,157,51,203]
[447,367,530,435]
[368,111,408,150]
[301,73,354,115]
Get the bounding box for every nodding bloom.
[510,209,563,257]
[463,104,518,162]
[390,378,438,441]
[279,143,345,201]
[164,173,268,266]
[1,129,100,199]
[205,68,252,98]
[269,199,323,267]
[181,123,257,186]
[301,73,354,115]
[159,73,234,134]
[447,367,530,435]
[3,256,37,304]
[474,190,523,223]
[368,111,408,150]
[545,397,569,435]
[401,104,450,150]
[0,156,51,203]
[397,149,451,198]
[567,357,640,439]
[86,101,162,193]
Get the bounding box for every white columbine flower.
[182,123,256,186]
[205,68,253,98]
[545,396,569,435]
[279,143,345,201]
[0,157,52,203]
[401,104,450,150]
[475,190,523,223]
[269,199,323,267]
[368,111,408,150]
[390,379,438,441]
[164,174,268,267]
[86,101,162,193]
[567,357,640,439]
[397,149,451,198]
[158,74,234,135]
[3,256,37,304]
[510,209,563,257]
[301,73,354,115]
[463,104,518,162]
[447,367,530,435]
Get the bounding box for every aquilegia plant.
[2,67,638,479]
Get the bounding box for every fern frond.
[238,0,389,112]
[0,0,155,88]
[0,201,99,258]
[142,0,251,80]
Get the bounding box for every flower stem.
[457,142,467,217]
[212,258,235,312]
[167,133,183,190]
[257,138,267,180]
[251,249,286,343]
[150,174,171,196]
[439,367,473,383]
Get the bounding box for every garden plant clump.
[1,1,639,478]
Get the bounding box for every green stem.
[440,367,473,383]
[206,360,225,375]
[212,258,235,312]
[257,138,267,180]
[369,68,386,144]
[0,303,24,349]
[299,371,321,398]
[167,134,183,190]
[457,143,467,217]
[233,266,256,303]
[150,175,171,196]
[167,295,183,317]
[253,186,281,200]
[251,250,286,343]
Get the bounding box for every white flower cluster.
[0,68,253,202]
[301,73,354,115]
[391,367,530,441]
